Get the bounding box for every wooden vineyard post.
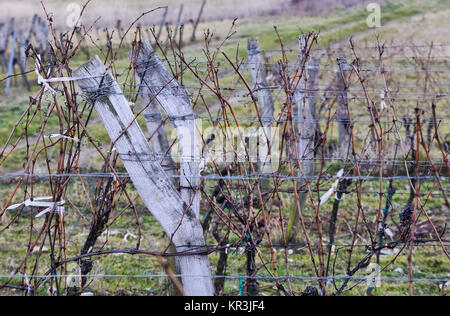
[18,30,30,91]
[131,41,202,295]
[287,35,316,240]
[191,0,207,42]
[308,55,320,145]
[116,20,123,39]
[173,4,184,42]
[41,19,49,58]
[27,14,38,45]
[4,18,15,52]
[74,56,214,296]
[336,54,351,158]
[5,31,17,95]
[247,38,274,176]
[130,46,176,177]
[157,7,169,42]
[130,41,201,217]
[0,23,7,72]
[35,17,47,58]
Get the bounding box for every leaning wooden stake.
[116,19,123,39]
[307,56,320,117]
[42,20,49,57]
[156,7,169,42]
[74,56,214,296]
[130,45,176,177]
[287,35,316,240]
[173,4,184,42]
[247,38,274,175]
[5,31,17,95]
[191,0,207,42]
[336,54,351,158]
[27,14,38,45]
[0,23,7,72]
[35,17,47,58]
[308,55,320,145]
[18,30,30,91]
[4,18,15,52]
[131,41,201,217]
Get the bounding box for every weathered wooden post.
[17,30,30,91]
[247,38,274,175]
[190,0,207,42]
[27,14,38,45]
[0,18,15,75]
[5,31,17,95]
[0,23,7,72]
[131,42,200,215]
[74,55,214,296]
[131,41,203,295]
[42,20,49,58]
[245,39,277,296]
[116,19,123,39]
[336,54,351,158]
[36,17,46,57]
[308,55,320,146]
[164,23,171,51]
[130,46,176,177]
[4,18,15,51]
[287,35,316,240]
[157,7,169,42]
[173,4,184,42]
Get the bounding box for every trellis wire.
[0,172,447,181]
[1,274,448,283]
